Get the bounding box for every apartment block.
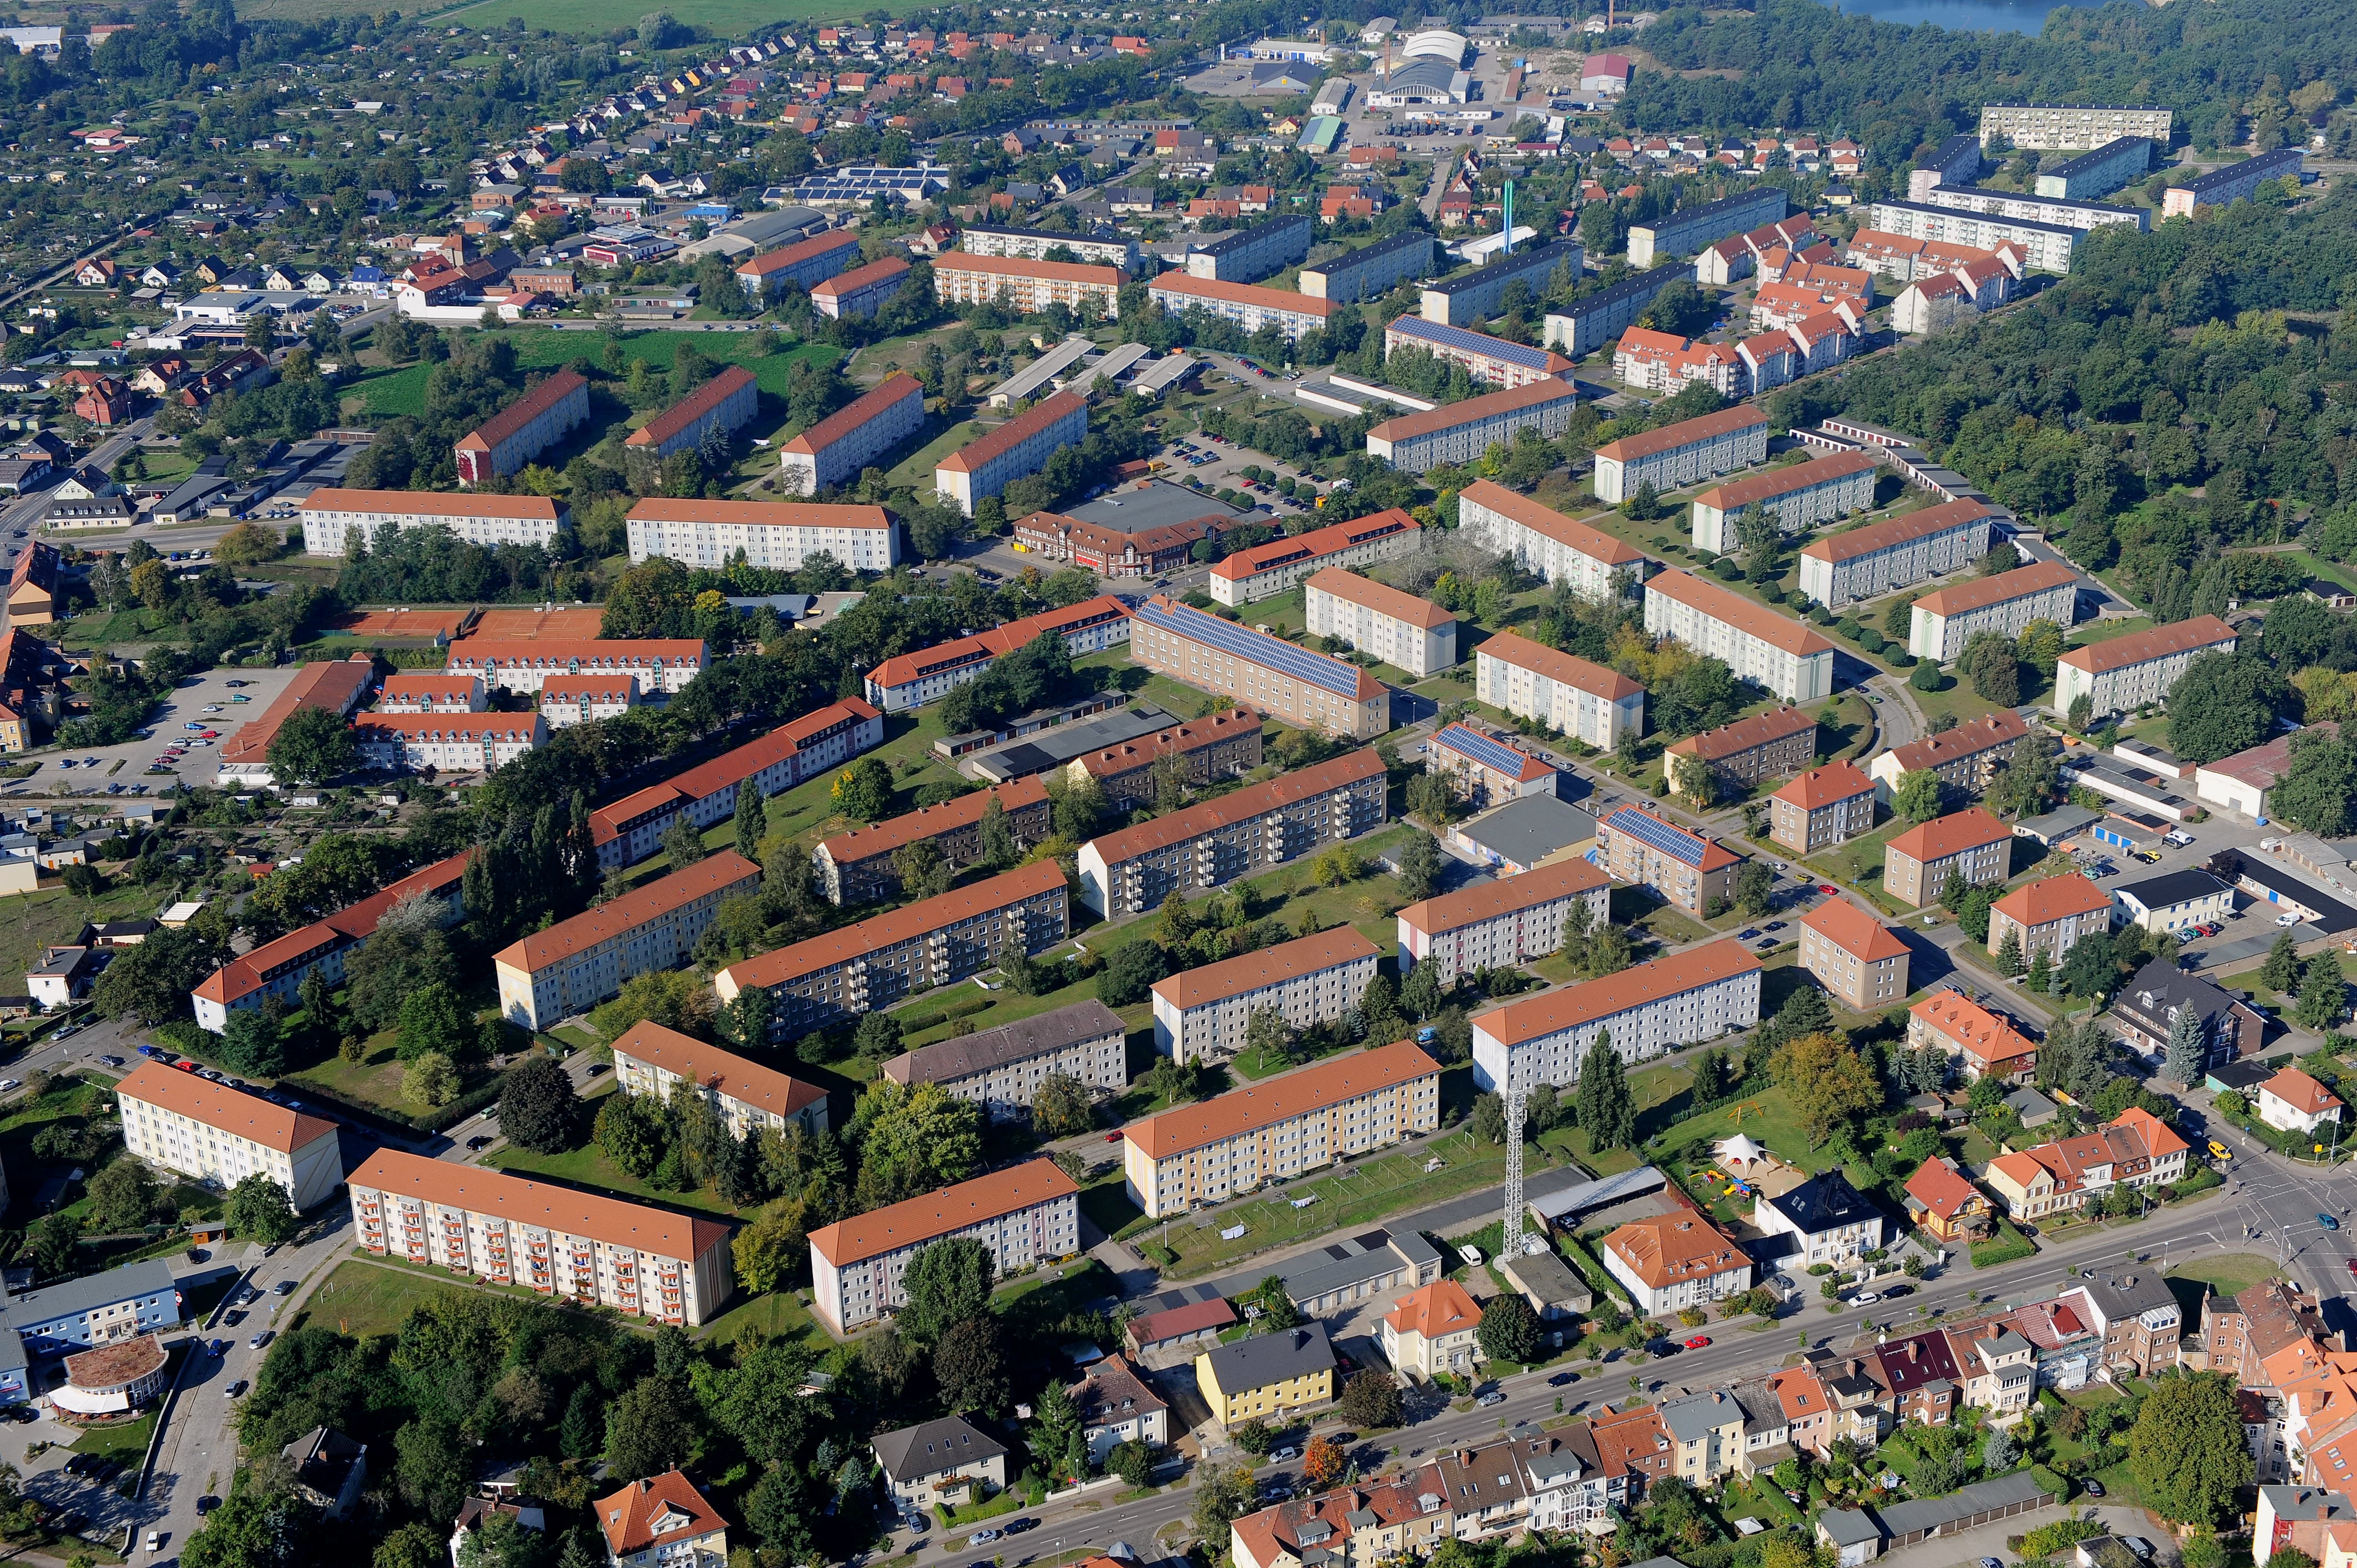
[1591,406,1770,506]
[377,671,487,713]
[863,595,1132,712]
[713,860,1071,1037]
[2164,147,2303,216]
[1983,1108,2188,1223]
[1383,315,1575,389]
[1367,380,1580,472]
[1883,808,2011,907]
[2054,615,2238,720]
[1798,498,1995,611]
[1198,1325,1336,1429]
[1644,571,1836,704]
[444,639,706,696]
[1909,989,2038,1082]
[1603,1211,1754,1316]
[1208,508,1421,606]
[1455,479,1646,601]
[1298,230,1437,302]
[933,253,1124,317]
[624,365,758,479]
[1151,925,1381,1064]
[1910,561,2079,662]
[1978,103,2173,150]
[1798,898,1911,1012]
[1474,629,1646,750]
[1472,941,1762,1093]
[611,1020,829,1139]
[626,498,899,572]
[1149,273,1333,340]
[1304,568,1457,677]
[960,223,1138,270]
[734,229,863,301]
[814,777,1053,905]
[1866,708,2030,802]
[812,255,912,319]
[1541,259,1695,357]
[1063,708,1265,812]
[1185,214,1312,282]
[2034,136,2152,200]
[590,698,883,869]
[1627,189,1788,269]
[1077,749,1387,915]
[1123,1041,1440,1216]
[1428,723,1558,809]
[455,371,590,486]
[1769,760,1876,856]
[351,712,548,775]
[1419,243,1577,326]
[810,1159,1080,1333]
[1594,804,1742,917]
[493,853,760,1030]
[1396,855,1611,987]
[1127,595,1391,740]
[350,1149,733,1325]
[1923,185,2151,241]
[1690,452,1879,554]
[935,392,1090,516]
[117,1062,344,1210]
[1867,199,2083,275]
[1987,872,2113,965]
[880,998,1128,1121]
[1665,705,1819,795]
[779,373,928,499]
[192,853,467,1031]
[300,489,564,557]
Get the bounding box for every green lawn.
[297,1256,471,1339]
[487,1136,747,1219]
[358,329,842,425]
[887,420,987,492]
[2165,1251,2281,1295]
[71,1404,160,1459]
[698,1285,821,1350]
[425,0,868,34]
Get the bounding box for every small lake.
[1821,0,2109,34]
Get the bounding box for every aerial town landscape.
[0,4,2354,1568]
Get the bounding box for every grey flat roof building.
[1454,795,1596,873]
[965,703,1179,783]
[1211,1228,1442,1313]
[1066,479,1247,535]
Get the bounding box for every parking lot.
[3,663,304,800]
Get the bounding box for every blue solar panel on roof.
[1604,805,1705,868]
[1134,599,1363,700]
[1391,317,1556,373]
[1434,724,1533,779]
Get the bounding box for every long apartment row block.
[1470,941,1763,1093]
[1075,749,1388,916]
[1797,498,1996,611]
[1208,508,1421,606]
[1122,1041,1442,1218]
[810,1158,1080,1334]
[1064,708,1266,812]
[1910,560,2079,663]
[494,853,761,1031]
[864,595,1133,713]
[813,776,1054,906]
[1396,856,1612,988]
[610,1019,830,1139]
[626,497,899,572]
[1455,479,1646,603]
[1644,571,1836,705]
[192,853,469,1031]
[714,859,1072,1038]
[1475,629,1646,751]
[1150,925,1381,1064]
[350,1148,734,1326]
[591,697,883,869]
[1591,407,1771,507]
[1128,595,1390,740]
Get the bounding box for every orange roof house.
[1903,1156,1991,1241]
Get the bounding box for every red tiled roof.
[1124,1041,1437,1160]
[1905,1156,1983,1221]
[1477,628,1644,700]
[1800,896,1908,962]
[1990,871,2111,927]
[625,364,756,449]
[1666,704,1818,764]
[1774,759,1873,811]
[1475,942,1760,1046]
[2057,615,2237,675]
[807,1156,1077,1266]
[1912,560,2078,618]
[115,1061,339,1152]
[938,391,1088,476]
[1885,808,2010,867]
[1589,405,1769,465]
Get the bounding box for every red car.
[1817,884,1839,896]
[173,1060,200,1073]
[197,730,219,739]
[2345,1257,2357,1278]
[1685,1334,1712,1349]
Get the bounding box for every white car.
[1852,1291,1880,1305]
[0,1080,18,1093]
[2278,912,2300,926]
[146,1533,167,1553]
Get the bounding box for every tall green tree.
[897,1236,995,1345]
[2296,956,2349,1034]
[1573,1031,1635,1149]
[2164,997,2207,1086]
[2263,931,2305,994]
[2126,1371,2253,1525]
[734,777,764,861]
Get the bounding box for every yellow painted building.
[1195,1324,1336,1427]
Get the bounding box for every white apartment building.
[1910,560,2079,662]
[1475,628,1647,749]
[351,713,548,774]
[1150,926,1381,1064]
[808,1159,1080,1333]
[935,392,1089,515]
[1122,1041,1440,1218]
[626,498,899,571]
[444,639,706,695]
[300,488,565,556]
[862,595,1133,713]
[2054,614,2238,719]
[931,254,1123,318]
[779,373,928,498]
[1590,406,1770,506]
[493,851,761,1029]
[1208,509,1423,606]
[1396,855,1612,987]
[1868,199,2082,275]
[1798,498,1996,611]
[1602,1211,1755,1316]
[540,673,640,729]
[1690,452,1880,554]
[1304,566,1457,677]
[960,223,1138,270]
[881,998,1129,1121]
[1147,274,1334,341]
[349,1149,733,1326]
[1367,380,1580,472]
[1471,940,1762,1093]
[377,671,487,713]
[610,1020,829,1139]
[116,1061,345,1211]
[1978,102,2174,150]
[1922,182,2151,235]
[1644,571,1837,703]
[1455,479,1646,602]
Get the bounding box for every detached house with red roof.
[1603,1211,1753,1315]
[597,1471,727,1568]
[1908,989,2039,1082]
[1904,1156,1992,1242]
[1382,1277,1484,1381]
[2258,1066,2346,1137]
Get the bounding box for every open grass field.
[298,1256,471,1339]
[488,1128,748,1219]
[428,0,871,34]
[357,328,841,422]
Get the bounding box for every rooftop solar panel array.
[1604,805,1706,868]
[1134,597,1364,699]
[1434,723,1535,779]
[1390,316,1558,373]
